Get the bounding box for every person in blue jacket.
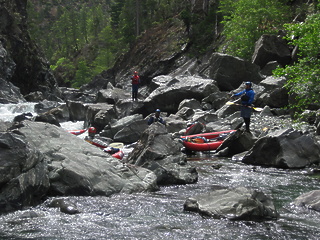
[232,81,255,132]
[148,109,166,126]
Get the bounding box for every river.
[0,103,319,239]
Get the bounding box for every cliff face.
[0,0,60,100]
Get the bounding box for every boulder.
[66,101,87,121]
[143,75,219,114]
[60,87,96,103]
[178,98,202,110]
[16,121,158,196]
[216,129,257,156]
[260,61,280,76]
[172,52,263,91]
[24,91,44,102]
[0,132,49,213]
[0,78,26,104]
[100,114,145,140]
[252,34,292,69]
[127,123,198,185]
[255,76,288,108]
[84,103,117,132]
[174,107,196,121]
[293,190,320,212]
[114,119,149,144]
[47,198,80,214]
[202,91,229,110]
[96,87,130,104]
[184,187,278,221]
[242,128,320,168]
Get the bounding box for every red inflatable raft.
[180,130,235,151]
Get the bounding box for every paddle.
[226,101,263,112]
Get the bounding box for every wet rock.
[47,198,80,214]
[294,190,320,212]
[184,187,278,221]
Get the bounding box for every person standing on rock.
[131,71,140,101]
[232,81,255,132]
[148,109,166,126]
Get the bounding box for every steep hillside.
[0,1,60,99]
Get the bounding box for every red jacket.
[131,75,140,85]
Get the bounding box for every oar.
[226,101,263,112]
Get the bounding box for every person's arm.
[234,90,245,97]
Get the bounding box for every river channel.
[0,103,319,239]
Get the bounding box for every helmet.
[155,109,161,112]
[88,127,96,134]
[245,81,252,86]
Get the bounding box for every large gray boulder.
[100,114,146,141]
[252,34,292,69]
[255,76,288,108]
[294,190,320,212]
[216,129,257,156]
[114,119,149,144]
[143,75,219,114]
[96,86,130,104]
[127,123,198,185]
[84,103,117,132]
[184,187,278,221]
[172,52,263,91]
[0,131,49,213]
[242,128,320,168]
[17,121,158,196]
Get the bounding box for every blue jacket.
[148,116,165,125]
[234,88,255,106]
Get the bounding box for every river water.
[0,103,320,239]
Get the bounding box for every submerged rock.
[184,187,278,221]
[47,198,80,215]
[294,190,320,212]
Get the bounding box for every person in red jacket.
[131,71,140,101]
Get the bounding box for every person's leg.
[243,117,250,132]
